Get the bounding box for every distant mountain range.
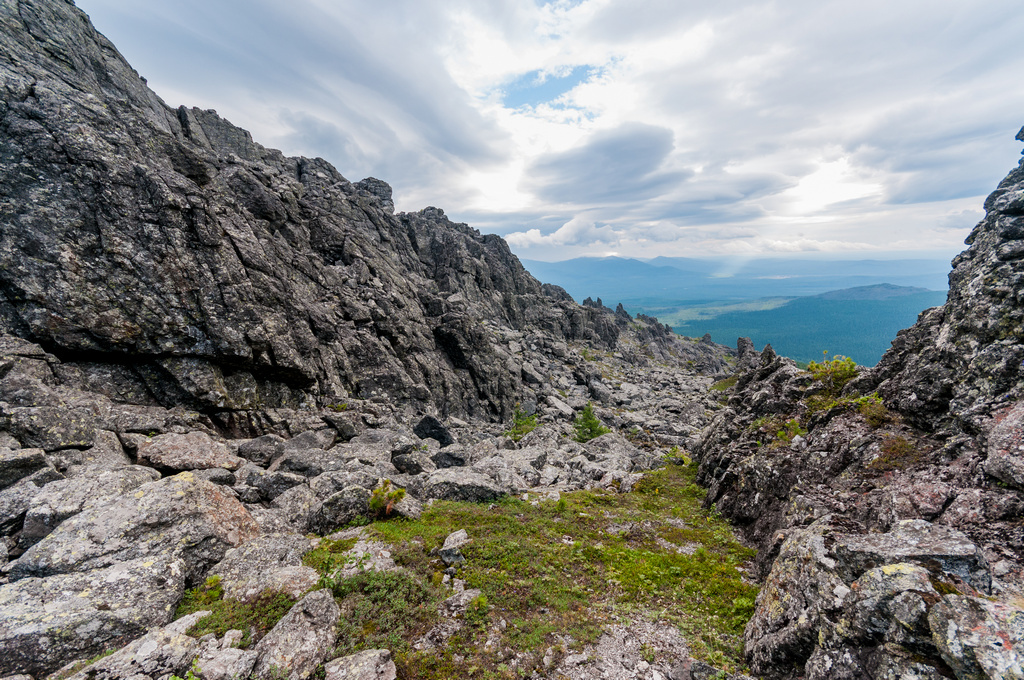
[520,256,951,366]
[520,255,950,303]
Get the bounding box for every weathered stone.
[238,434,286,467]
[983,401,1024,490]
[10,472,259,584]
[60,610,209,680]
[8,407,96,452]
[414,415,454,448]
[0,466,63,535]
[929,596,1024,680]
[194,631,259,680]
[269,484,321,534]
[0,557,187,677]
[313,486,370,534]
[423,468,506,502]
[392,450,436,475]
[323,649,397,680]
[137,430,244,472]
[252,589,340,680]
[20,465,160,547]
[211,533,318,602]
[0,448,48,490]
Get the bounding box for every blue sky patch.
[501,65,592,109]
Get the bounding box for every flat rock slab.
[834,519,990,591]
[0,557,187,678]
[137,431,245,471]
[9,472,259,584]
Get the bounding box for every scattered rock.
[251,589,340,680]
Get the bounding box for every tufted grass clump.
[868,435,923,471]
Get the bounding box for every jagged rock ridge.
[696,133,1024,678]
[0,0,645,424]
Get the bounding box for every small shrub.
[175,584,296,647]
[505,404,538,442]
[302,537,358,576]
[806,353,858,396]
[771,419,807,447]
[327,402,349,412]
[856,394,895,428]
[369,480,406,519]
[573,402,611,443]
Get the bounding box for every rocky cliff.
[695,135,1024,678]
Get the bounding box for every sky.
[74,0,1024,262]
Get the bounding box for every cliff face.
[0,0,629,422]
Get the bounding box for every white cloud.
[75,0,1024,260]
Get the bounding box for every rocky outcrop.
[695,129,1024,678]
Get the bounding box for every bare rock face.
[9,472,259,584]
[870,135,1024,431]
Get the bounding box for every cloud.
[522,123,691,204]
[74,0,1024,260]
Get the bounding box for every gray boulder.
[211,533,318,602]
[0,465,62,535]
[19,465,159,548]
[0,448,49,490]
[60,610,209,680]
[423,468,506,502]
[252,589,340,680]
[238,434,286,467]
[929,596,1024,680]
[324,649,397,680]
[313,486,371,534]
[10,472,260,583]
[0,557,187,677]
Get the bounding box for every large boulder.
[19,465,160,548]
[423,468,506,503]
[746,518,994,679]
[9,472,259,584]
[929,596,1024,680]
[0,556,187,677]
[60,610,210,680]
[211,533,319,602]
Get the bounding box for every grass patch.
[868,435,923,471]
[362,462,757,677]
[302,536,358,576]
[710,375,738,392]
[174,576,296,647]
